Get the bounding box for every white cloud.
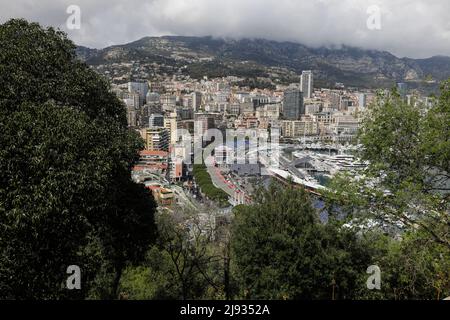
[1,0,450,58]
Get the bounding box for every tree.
[118,246,180,300]
[355,230,450,300]
[325,84,449,249]
[119,209,225,300]
[323,83,450,299]
[0,19,157,299]
[231,183,372,299]
[193,164,229,206]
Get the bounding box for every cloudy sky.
[1,0,450,58]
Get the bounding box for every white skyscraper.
[149,114,164,128]
[191,91,202,111]
[300,70,314,99]
[358,93,367,109]
[128,80,149,106]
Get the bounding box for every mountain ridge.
[76,36,450,88]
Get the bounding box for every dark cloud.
[1,0,450,58]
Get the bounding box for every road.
[206,163,235,197]
[279,155,307,179]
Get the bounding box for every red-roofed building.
[132,150,169,173]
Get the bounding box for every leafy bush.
[193,164,229,205]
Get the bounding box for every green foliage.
[231,183,372,299]
[234,78,276,90]
[119,212,225,300]
[193,164,229,206]
[356,231,450,300]
[326,83,450,249]
[185,61,232,79]
[185,61,268,80]
[422,80,450,175]
[0,19,157,299]
[359,90,424,185]
[323,80,450,299]
[119,246,179,300]
[0,20,126,123]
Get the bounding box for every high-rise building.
[282,119,319,137]
[126,107,137,127]
[149,81,163,93]
[128,80,149,106]
[141,128,169,152]
[160,94,177,111]
[283,89,304,120]
[170,157,184,182]
[215,145,235,166]
[192,92,202,111]
[358,93,367,109]
[228,103,241,116]
[164,112,178,144]
[333,115,360,138]
[397,82,408,98]
[300,70,314,99]
[329,91,341,110]
[149,114,164,128]
[194,114,215,135]
[146,92,160,104]
[178,107,193,120]
[339,97,354,111]
[123,92,140,109]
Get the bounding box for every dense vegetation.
[0,19,157,299]
[193,164,229,206]
[231,185,371,299]
[326,84,450,249]
[119,212,226,300]
[119,181,449,300]
[233,78,276,90]
[185,61,269,80]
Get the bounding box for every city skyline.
[0,11,448,304]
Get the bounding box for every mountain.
[77,36,450,88]
[75,46,99,62]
